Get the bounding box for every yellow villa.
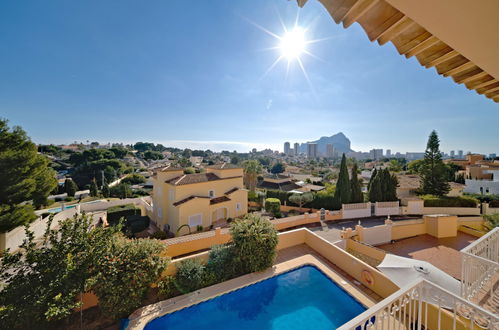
[150,163,248,234]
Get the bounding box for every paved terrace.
[377,232,476,280]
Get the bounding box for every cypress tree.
[90,178,99,197]
[334,154,351,205]
[368,173,382,203]
[385,171,399,201]
[64,178,78,197]
[368,168,377,191]
[419,131,450,196]
[350,163,364,203]
[102,179,110,198]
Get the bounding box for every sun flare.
[279,27,306,60]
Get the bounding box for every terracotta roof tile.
[206,163,241,170]
[210,196,231,205]
[172,195,209,207]
[225,187,239,195]
[166,172,220,185]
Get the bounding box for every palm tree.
[242,160,263,192]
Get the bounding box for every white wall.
[464,179,499,195]
[342,202,371,219]
[362,224,392,245]
[375,201,400,216]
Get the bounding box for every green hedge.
[107,204,139,224]
[421,195,478,208]
[126,215,150,233]
[266,190,294,205]
[265,198,281,216]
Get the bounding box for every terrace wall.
[374,201,400,216]
[342,202,371,219]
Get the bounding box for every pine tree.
[90,178,99,197]
[334,154,351,205]
[419,131,450,196]
[350,163,363,203]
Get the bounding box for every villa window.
[188,214,202,227]
[169,190,174,201]
[236,203,241,211]
[209,190,215,198]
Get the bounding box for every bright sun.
[279,27,306,60]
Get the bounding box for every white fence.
[338,279,499,330]
[375,201,400,216]
[342,202,371,219]
[461,228,499,307]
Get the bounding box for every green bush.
[266,190,293,205]
[484,214,499,231]
[126,215,150,233]
[174,259,207,294]
[421,195,478,208]
[107,204,138,224]
[230,213,278,273]
[206,245,239,282]
[157,276,180,299]
[121,173,146,185]
[265,198,281,217]
[92,237,168,319]
[151,230,168,240]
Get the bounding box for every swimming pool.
[144,265,366,330]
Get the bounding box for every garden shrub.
[157,276,180,299]
[230,214,278,273]
[107,204,138,224]
[421,195,478,207]
[266,190,293,205]
[91,237,168,319]
[126,215,150,233]
[265,198,281,217]
[174,259,207,294]
[483,214,499,231]
[151,230,168,240]
[206,245,239,282]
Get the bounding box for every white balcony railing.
[338,279,499,330]
[461,227,499,304]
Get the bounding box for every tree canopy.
[0,214,169,327]
[0,119,57,232]
[242,160,263,192]
[270,162,285,174]
[419,131,450,196]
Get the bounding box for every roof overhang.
[297,0,499,102]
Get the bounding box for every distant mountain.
[299,132,353,155]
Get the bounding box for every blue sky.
[1,0,497,154]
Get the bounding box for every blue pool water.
[145,265,366,330]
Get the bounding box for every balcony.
[461,227,499,314]
[338,279,498,330]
